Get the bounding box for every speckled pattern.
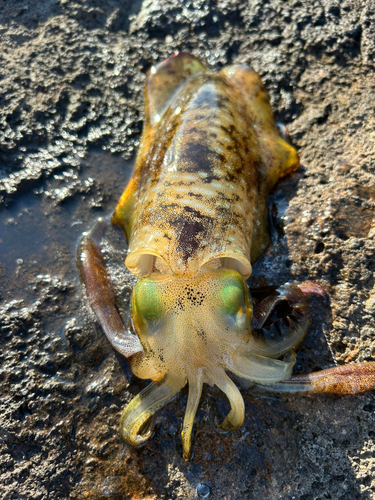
[1,0,375,499]
[115,55,298,278]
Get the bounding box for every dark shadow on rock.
[0,0,62,30]
[249,166,305,289]
[0,0,144,31]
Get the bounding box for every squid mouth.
[119,351,296,460]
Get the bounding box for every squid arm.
[257,362,375,395]
[120,373,186,447]
[77,218,143,358]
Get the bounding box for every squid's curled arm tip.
[120,375,186,448]
[213,370,245,432]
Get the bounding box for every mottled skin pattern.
[113,56,298,277]
[78,53,375,461]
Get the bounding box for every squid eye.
[133,279,164,321]
[218,271,249,316]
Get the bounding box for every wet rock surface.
[1,0,375,498]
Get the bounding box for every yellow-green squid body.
[79,53,375,460]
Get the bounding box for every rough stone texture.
[1,0,375,498]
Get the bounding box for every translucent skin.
[78,53,375,461]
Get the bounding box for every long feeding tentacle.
[212,369,245,431]
[120,374,186,447]
[256,362,375,395]
[181,368,205,461]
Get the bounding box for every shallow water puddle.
[0,148,134,302]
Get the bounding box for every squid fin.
[222,64,299,260]
[221,64,299,190]
[145,52,206,128]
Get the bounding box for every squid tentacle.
[181,368,205,461]
[212,369,245,432]
[120,373,186,447]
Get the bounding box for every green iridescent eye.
[134,279,164,321]
[219,272,247,315]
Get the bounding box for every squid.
[78,53,375,460]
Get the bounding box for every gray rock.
[1,0,375,498]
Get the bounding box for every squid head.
[121,269,309,460]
